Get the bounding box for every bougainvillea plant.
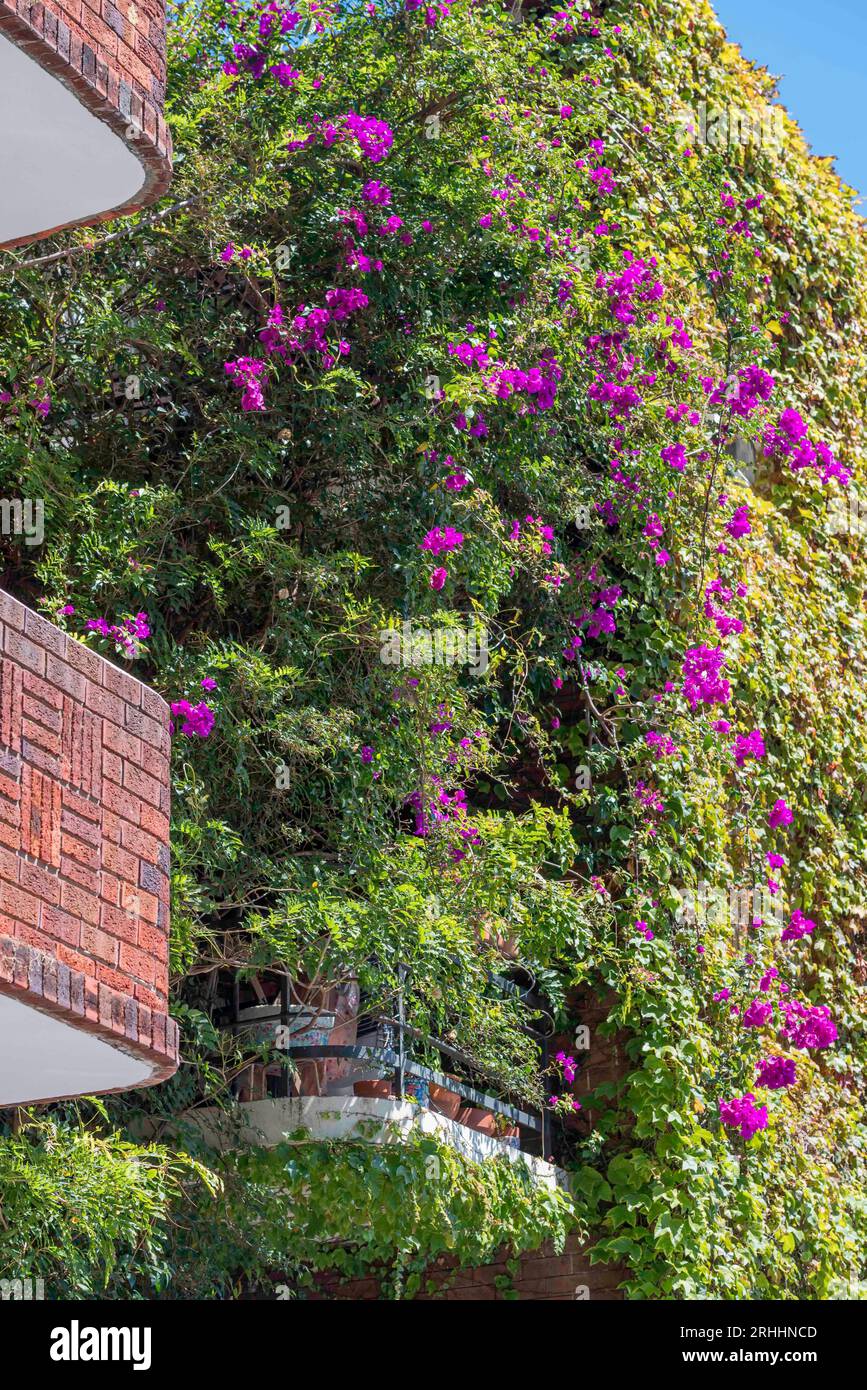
[1,0,866,1301]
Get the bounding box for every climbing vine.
[1,0,866,1299]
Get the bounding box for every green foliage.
[1,0,866,1299]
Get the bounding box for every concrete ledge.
[184,1096,571,1191]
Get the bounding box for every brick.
[45,652,86,702]
[138,859,166,896]
[19,860,61,906]
[61,853,98,892]
[122,760,161,807]
[23,693,63,734]
[22,669,64,712]
[139,684,166,722]
[42,904,83,948]
[23,608,67,658]
[22,716,63,757]
[103,841,138,884]
[100,901,139,945]
[64,637,103,684]
[102,748,123,783]
[139,803,168,841]
[0,590,26,631]
[102,778,140,823]
[81,923,119,966]
[2,629,46,677]
[120,821,160,861]
[60,879,100,926]
[102,721,141,762]
[85,680,125,727]
[102,658,141,705]
[119,940,155,984]
[1,882,41,926]
[138,921,168,961]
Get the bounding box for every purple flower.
[421,526,463,556]
[779,1001,837,1050]
[781,909,816,942]
[343,111,394,163]
[768,798,793,830]
[756,1057,796,1089]
[742,998,774,1029]
[733,729,765,766]
[726,504,752,539]
[682,645,731,711]
[170,700,215,739]
[719,1093,767,1140]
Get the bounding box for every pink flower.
[781,909,816,942]
[779,1001,837,1050]
[719,1093,767,1140]
[733,729,765,766]
[429,567,448,590]
[768,798,793,830]
[755,1057,796,1089]
[421,526,464,555]
[742,998,774,1029]
[170,700,215,739]
[726,504,752,539]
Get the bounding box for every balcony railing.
[225,962,555,1158]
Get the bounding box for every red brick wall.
[0,587,177,1095]
[308,1233,626,1301]
[0,0,171,248]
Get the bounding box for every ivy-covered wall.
[0,0,865,1300]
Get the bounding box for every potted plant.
[456,1105,497,1137]
[353,1078,394,1099]
[492,1114,521,1149]
[429,1079,462,1120]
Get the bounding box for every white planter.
[238,1004,336,1049]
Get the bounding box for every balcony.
[0,588,177,1104]
[183,959,568,1189]
[0,0,172,250]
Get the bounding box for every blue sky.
[712,0,867,203]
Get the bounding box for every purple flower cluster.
[755,1057,796,1089]
[733,729,765,767]
[763,408,851,487]
[781,908,816,942]
[681,644,731,710]
[170,700,216,739]
[719,1093,768,1141]
[779,1001,837,1050]
[86,611,150,659]
[225,357,268,411]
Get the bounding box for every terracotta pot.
[353,1079,394,1099]
[236,1063,268,1103]
[495,934,520,960]
[429,1081,462,1120]
[456,1106,498,1136]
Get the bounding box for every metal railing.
[229,963,553,1155]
